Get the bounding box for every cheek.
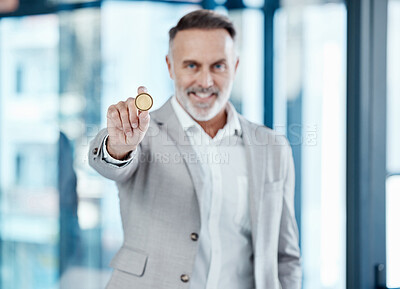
[175,74,196,89]
[215,74,234,89]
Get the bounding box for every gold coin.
[135,93,153,111]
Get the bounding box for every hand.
[106,86,151,160]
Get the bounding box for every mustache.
[186,87,219,95]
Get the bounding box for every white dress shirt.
[103,96,254,289]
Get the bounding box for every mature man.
[89,9,301,289]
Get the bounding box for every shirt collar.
[171,95,242,138]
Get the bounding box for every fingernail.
[126,132,133,137]
[132,123,138,128]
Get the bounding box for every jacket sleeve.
[88,128,141,183]
[277,144,302,289]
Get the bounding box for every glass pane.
[0,15,60,289]
[229,8,264,124]
[58,8,111,289]
[0,9,111,289]
[387,0,400,174]
[386,176,400,288]
[274,3,347,289]
[242,0,264,9]
[386,0,400,288]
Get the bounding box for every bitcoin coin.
[135,93,153,111]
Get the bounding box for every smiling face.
[166,28,239,121]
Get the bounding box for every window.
[0,3,265,288]
[274,3,347,288]
[386,0,400,287]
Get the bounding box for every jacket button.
[92,147,98,155]
[180,274,190,282]
[190,233,198,241]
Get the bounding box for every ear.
[235,57,239,71]
[234,57,240,74]
[166,55,174,80]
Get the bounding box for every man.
[89,9,301,289]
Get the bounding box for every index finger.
[137,86,148,95]
[126,97,139,128]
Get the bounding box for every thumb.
[138,111,150,132]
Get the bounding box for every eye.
[187,63,197,69]
[213,63,226,71]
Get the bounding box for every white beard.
[175,87,228,121]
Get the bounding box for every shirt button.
[92,147,98,155]
[181,274,190,282]
[190,233,198,241]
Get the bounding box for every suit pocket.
[109,246,148,277]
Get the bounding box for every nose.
[197,69,214,88]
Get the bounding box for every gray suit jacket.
[89,98,302,289]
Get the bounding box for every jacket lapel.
[151,98,206,208]
[239,116,265,249]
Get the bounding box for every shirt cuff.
[102,135,136,165]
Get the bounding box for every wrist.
[106,140,136,160]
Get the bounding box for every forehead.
[171,28,235,61]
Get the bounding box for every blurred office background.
[0,0,398,288]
